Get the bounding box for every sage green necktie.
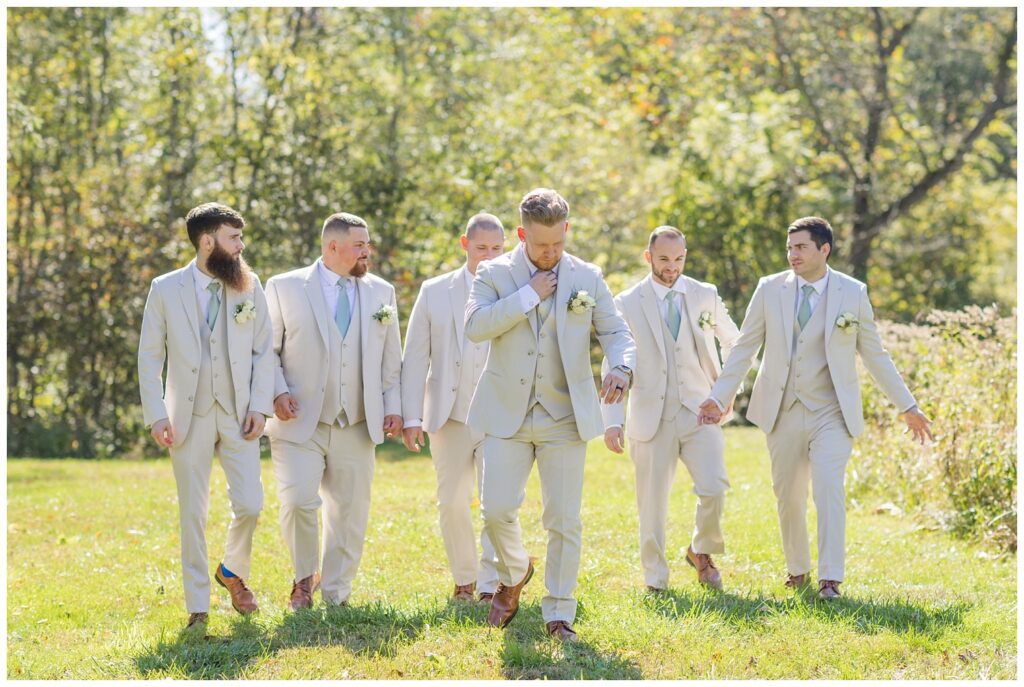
[797,284,815,330]
[206,282,221,330]
[665,291,681,340]
[336,277,352,336]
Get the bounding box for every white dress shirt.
[650,276,688,326]
[192,262,221,324]
[318,258,356,320]
[796,270,829,318]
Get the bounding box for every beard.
[206,240,252,292]
[651,266,679,287]
[349,257,369,278]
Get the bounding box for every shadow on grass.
[641,587,971,638]
[498,601,643,679]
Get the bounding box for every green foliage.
[850,306,1017,552]
[6,7,1016,456]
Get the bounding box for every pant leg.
[320,421,376,604]
[214,405,264,581]
[765,403,813,577]
[471,427,500,594]
[808,404,854,582]
[168,410,217,613]
[629,416,682,589]
[677,408,729,555]
[534,408,587,624]
[270,424,329,582]
[480,426,535,587]
[429,420,480,587]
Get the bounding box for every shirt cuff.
[605,424,622,430]
[405,419,423,429]
[710,397,726,412]
[517,284,541,313]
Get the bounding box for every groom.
[138,202,274,630]
[465,188,636,641]
[699,217,932,599]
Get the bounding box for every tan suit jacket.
[137,260,274,446]
[710,267,916,437]
[602,274,740,441]
[263,263,402,445]
[401,266,475,433]
[465,244,636,441]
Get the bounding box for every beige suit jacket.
[464,244,636,442]
[710,267,916,437]
[137,260,274,446]
[401,266,476,433]
[602,274,740,441]
[263,263,402,445]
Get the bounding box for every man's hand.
[150,418,174,448]
[383,415,403,439]
[403,427,426,452]
[698,399,723,425]
[274,393,299,420]
[604,426,625,454]
[528,270,557,301]
[242,411,266,440]
[600,369,629,404]
[901,407,933,444]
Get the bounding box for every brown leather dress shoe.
[487,562,534,628]
[546,620,578,642]
[818,579,842,600]
[452,582,476,602]
[185,612,208,630]
[289,572,320,611]
[215,563,259,615]
[685,546,723,590]
[478,591,494,603]
[785,573,811,589]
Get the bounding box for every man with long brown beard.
[138,202,274,632]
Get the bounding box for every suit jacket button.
[520,378,526,384]
[455,361,461,367]
[451,387,457,392]
[188,396,193,401]
[192,368,197,373]
[528,350,534,356]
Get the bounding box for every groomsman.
[699,217,932,599]
[138,202,273,630]
[401,213,506,602]
[465,188,636,642]
[265,212,403,610]
[602,227,739,592]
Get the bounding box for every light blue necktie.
[335,277,352,336]
[665,291,681,340]
[206,282,221,330]
[797,284,815,330]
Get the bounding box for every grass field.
[6,427,1016,679]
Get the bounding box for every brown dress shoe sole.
[496,565,535,629]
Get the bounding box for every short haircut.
[787,216,834,257]
[322,212,368,240]
[185,202,244,248]
[648,225,686,251]
[465,212,505,238]
[519,188,569,227]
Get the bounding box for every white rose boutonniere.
[373,303,397,325]
[233,300,256,324]
[698,311,714,331]
[567,288,597,314]
[836,312,860,332]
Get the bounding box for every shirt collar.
[193,261,217,290]
[462,264,473,289]
[650,275,686,300]
[797,269,829,295]
[318,258,351,288]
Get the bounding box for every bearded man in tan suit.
[265,212,403,610]
[138,202,274,631]
[602,227,740,593]
[401,213,506,603]
[465,188,636,642]
[699,217,933,600]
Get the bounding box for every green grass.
[7,427,1016,679]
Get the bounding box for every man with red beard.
[138,202,274,631]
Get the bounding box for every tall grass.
[850,305,1016,552]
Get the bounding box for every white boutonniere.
[835,312,860,332]
[698,311,714,331]
[233,300,256,324]
[567,288,597,314]
[372,303,397,325]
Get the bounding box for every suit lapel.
[639,277,668,363]
[303,263,330,348]
[449,267,468,353]
[823,267,842,348]
[357,275,371,362]
[779,270,797,352]
[553,254,574,346]
[224,283,243,349]
[681,280,716,374]
[178,263,201,346]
